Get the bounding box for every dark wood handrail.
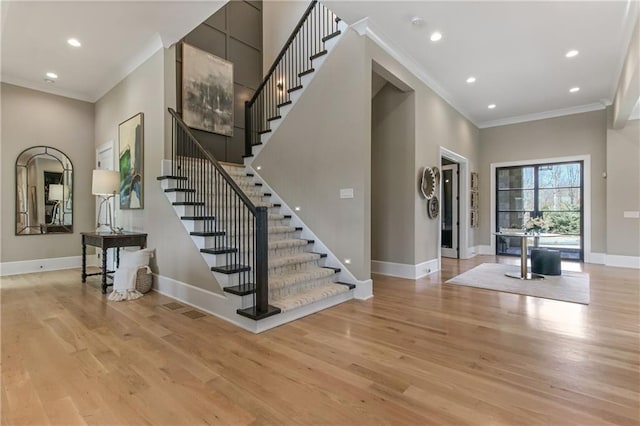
[168,108,258,214]
[247,0,318,107]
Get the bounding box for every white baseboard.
[0,255,98,277]
[586,252,606,264]
[476,245,494,255]
[153,273,359,333]
[469,249,637,269]
[605,254,640,269]
[153,273,258,333]
[354,279,373,300]
[371,258,439,280]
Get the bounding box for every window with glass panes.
[496,161,583,260]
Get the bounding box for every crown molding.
[93,33,164,102]
[0,75,94,102]
[1,34,164,104]
[348,18,477,127]
[478,102,607,129]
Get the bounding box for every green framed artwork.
[118,112,144,209]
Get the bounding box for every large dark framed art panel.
[182,43,234,137]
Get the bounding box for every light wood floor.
[1,256,639,425]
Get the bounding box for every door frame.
[490,154,592,262]
[439,147,471,261]
[441,163,459,258]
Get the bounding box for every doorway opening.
[370,61,415,274]
[441,157,459,258]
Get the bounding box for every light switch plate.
[623,211,640,218]
[340,188,354,199]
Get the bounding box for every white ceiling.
[326,0,639,127]
[1,1,638,127]
[1,1,226,102]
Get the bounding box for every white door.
[441,163,459,258]
[96,142,116,268]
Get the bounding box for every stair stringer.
[245,20,349,164]
[247,165,373,301]
[158,176,256,299]
[158,162,365,332]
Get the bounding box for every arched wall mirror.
[16,146,73,235]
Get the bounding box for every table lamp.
[92,169,120,233]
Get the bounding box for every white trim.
[152,274,258,333]
[354,279,374,300]
[153,273,357,333]
[478,103,607,129]
[371,258,439,280]
[350,19,610,131]
[441,163,459,259]
[0,255,98,277]
[0,75,94,102]
[253,291,354,333]
[350,18,476,126]
[477,245,494,255]
[605,254,640,269]
[588,252,606,264]
[489,155,591,262]
[93,36,163,102]
[440,147,473,259]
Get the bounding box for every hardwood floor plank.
[1,258,638,425]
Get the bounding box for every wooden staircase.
[157,1,355,332]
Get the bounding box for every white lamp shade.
[92,169,120,195]
[48,184,64,201]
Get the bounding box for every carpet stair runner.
[220,163,352,312]
[159,161,354,319]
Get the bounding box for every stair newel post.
[171,116,175,177]
[244,100,252,157]
[255,206,269,314]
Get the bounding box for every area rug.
[445,263,590,304]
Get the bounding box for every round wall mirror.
[15,146,73,235]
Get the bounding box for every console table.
[81,232,147,294]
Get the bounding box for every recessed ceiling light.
[466,76,476,84]
[488,104,496,109]
[430,31,443,42]
[411,16,425,27]
[67,38,81,47]
[570,87,580,93]
[46,72,58,79]
[565,50,579,58]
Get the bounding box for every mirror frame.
[15,146,74,235]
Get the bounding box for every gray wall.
[256,21,480,279]
[478,110,608,254]
[606,118,640,256]
[367,40,480,264]
[255,30,371,279]
[262,1,308,74]
[177,0,262,164]
[94,49,222,294]
[371,83,416,264]
[1,83,95,263]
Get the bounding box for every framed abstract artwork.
[181,43,234,136]
[118,112,144,209]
